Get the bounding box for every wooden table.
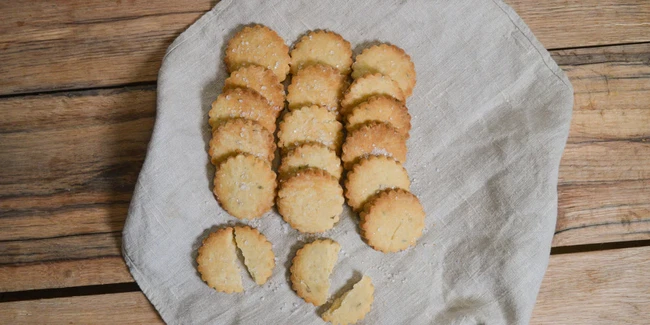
[1,1,648,323]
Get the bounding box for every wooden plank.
[508,0,650,49]
[1,1,649,95]
[1,43,648,292]
[531,246,650,324]
[0,291,163,324]
[0,257,132,293]
[0,246,647,324]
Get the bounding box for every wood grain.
[1,43,648,292]
[1,1,649,95]
[531,246,650,324]
[1,246,647,324]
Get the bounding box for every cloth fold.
[123,0,573,323]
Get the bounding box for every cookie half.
[196,227,243,293]
[277,105,343,152]
[286,64,348,114]
[346,95,411,138]
[209,87,276,133]
[341,121,407,169]
[224,65,285,115]
[321,276,374,325]
[279,142,343,180]
[345,156,410,211]
[213,154,276,220]
[233,226,275,285]
[340,73,404,115]
[290,30,353,75]
[208,118,275,166]
[277,168,344,233]
[360,189,425,253]
[290,239,341,306]
[225,25,290,81]
[352,43,416,97]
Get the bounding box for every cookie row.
[277,30,350,234]
[208,25,292,220]
[341,44,426,253]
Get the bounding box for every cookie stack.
[341,44,426,253]
[275,31,351,233]
[207,25,290,220]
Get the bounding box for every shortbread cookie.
[233,226,275,285]
[224,65,285,114]
[360,189,425,253]
[290,239,341,306]
[340,73,404,115]
[225,25,290,81]
[346,95,411,138]
[208,118,275,166]
[345,156,410,211]
[286,64,348,113]
[196,227,243,293]
[209,87,276,133]
[279,143,342,179]
[213,154,276,219]
[352,43,416,97]
[277,105,343,152]
[341,121,407,169]
[321,276,374,325]
[277,168,344,233]
[290,30,353,75]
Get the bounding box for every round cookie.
[224,65,285,115]
[213,154,276,220]
[341,121,407,169]
[340,73,405,115]
[321,276,374,325]
[290,239,341,306]
[225,25,290,81]
[196,227,243,293]
[286,64,348,114]
[279,143,342,179]
[360,188,425,253]
[277,168,344,233]
[277,105,343,152]
[346,95,411,138]
[345,156,410,211]
[290,30,353,75]
[352,43,417,97]
[233,226,275,285]
[208,118,275,166]
[209,87,276,133]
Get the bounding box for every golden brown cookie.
[213,154,276,220]
[279,142,343,180]
[225,25,290,81]
[346,95,411,138]
[360,189,425,253]
[224,65,285,114]
[321,276,374,325]
[286,64,348,114]
[233,226,275,285]
[352,43,416,97]
[196,227,243,293]
[290,239,341,306]
[208,87,276,133]
[290,30,353,75]
[344,156,410,211]
[277,105,343,152]
[341,121,407,169]
[340,73,404,115]
[277,168,344,233]
[208,118,275,166]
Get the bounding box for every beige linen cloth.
[122,0,573,324]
